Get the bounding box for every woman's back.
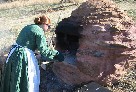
[16,24,45,51]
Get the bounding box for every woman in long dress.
[2,15,64,92]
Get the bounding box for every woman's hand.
[55,51,64,62]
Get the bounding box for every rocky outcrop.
[53,0,136,85]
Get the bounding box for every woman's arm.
[35,31,64,62]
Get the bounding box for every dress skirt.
[2,44,40,92]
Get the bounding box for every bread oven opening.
[55,18,83,64]
[55,18,82,52]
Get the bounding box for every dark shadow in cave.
[55,18,83,65]
[55,18,83,50]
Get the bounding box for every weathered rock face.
[53,0,136,85]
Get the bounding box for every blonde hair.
[34,15,51,25]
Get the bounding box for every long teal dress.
[2,24,64,92]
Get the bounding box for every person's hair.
[34,15,51,25]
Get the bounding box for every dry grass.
[0,0,85,9]
[0,0,59,9]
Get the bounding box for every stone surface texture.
[53,0,136,85]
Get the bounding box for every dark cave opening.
[55,18,83,53]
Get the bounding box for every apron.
[6,43,40,92]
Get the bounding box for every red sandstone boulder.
[53,0,136,85]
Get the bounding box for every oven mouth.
[55,18,83,52]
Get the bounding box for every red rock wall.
[53,0,136,85]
